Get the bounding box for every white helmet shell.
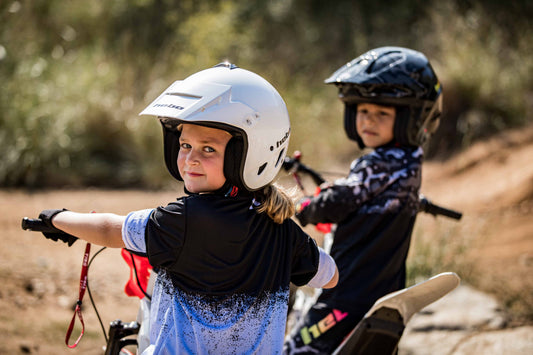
[140,63,291,191]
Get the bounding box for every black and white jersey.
[123,193,322,354]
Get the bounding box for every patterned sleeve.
[296,147,422,226]
[122,208,154,253]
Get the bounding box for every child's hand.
[38,209,78,246]
[295,197,312,214]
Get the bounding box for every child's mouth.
[186,171,203,178]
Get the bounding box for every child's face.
[356,103,396,148]
[178,124,232,193]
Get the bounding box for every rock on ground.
[398,285,533,355]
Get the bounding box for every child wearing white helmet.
[32,63,338,354]
[284,47,443,354]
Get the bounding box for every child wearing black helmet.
[29,63,338,354]
[284,47,442,354]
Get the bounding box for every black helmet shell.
[325,46,442,148]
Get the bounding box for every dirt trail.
[1,125,532,354]
[421,124,533,322]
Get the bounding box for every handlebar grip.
[282,157,297,171]
[419,197,463,220]
[21,217,55,232]
[283,157,326,185]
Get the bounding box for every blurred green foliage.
[1,0,532,187]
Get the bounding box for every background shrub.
[1,0,531,187]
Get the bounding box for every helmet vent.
[214,62,239,70]
[275,148,286,168]
[257,163,267,176]
[367,51,402,74]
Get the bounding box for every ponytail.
[255,183,295,224]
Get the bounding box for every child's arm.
[296,150,421,226]
[322,263,339,289]
[51,211,126,248]
[307,248,339,289]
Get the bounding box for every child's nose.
[362,113,379,123]
[185,149,200,164]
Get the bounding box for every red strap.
[65,242,91,348]
[293,172,306,193]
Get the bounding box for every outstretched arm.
[52,211,126,248]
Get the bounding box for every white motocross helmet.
[140,62,291,192]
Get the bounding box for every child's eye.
[180,143,191,149]
[203,146,215,153]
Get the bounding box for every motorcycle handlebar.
[418,196,462,220]
[21,217,55,232]
[283,156,326,186]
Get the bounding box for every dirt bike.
[20,152,462,354]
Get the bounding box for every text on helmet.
[276,130,290,148]
[154,103,185,111]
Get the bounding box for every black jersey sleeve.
[288,220,320,286]
[145,199,186,270]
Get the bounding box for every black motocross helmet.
[325,46,443,148]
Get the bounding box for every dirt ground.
[1,124,532,354]
[420,124,533,324]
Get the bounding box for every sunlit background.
[1,0,531,188]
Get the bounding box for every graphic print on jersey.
[299,309,349,344]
